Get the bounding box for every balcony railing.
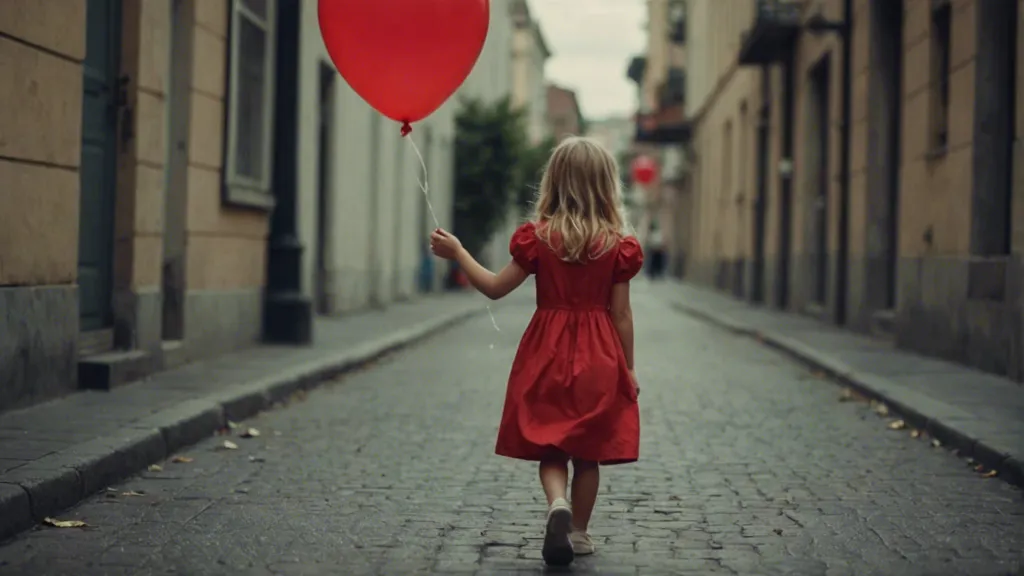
[738,0,803,65]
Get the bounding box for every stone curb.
[670,301,1024,489]
[0,304,486,542]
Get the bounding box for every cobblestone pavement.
[0,286,1021,575]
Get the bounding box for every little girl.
[429,136,643,567]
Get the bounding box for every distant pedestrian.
[430,137,642,567]
[645,219,666,280]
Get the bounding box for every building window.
[224,0,277,208]
[669,0,687,44]
[930,0,951,151]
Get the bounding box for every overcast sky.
[529,0,647,121]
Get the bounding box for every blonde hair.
[532,136,628,263]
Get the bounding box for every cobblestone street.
[0,286,1021,575]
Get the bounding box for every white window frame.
[223,0,277,209]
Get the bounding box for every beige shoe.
[542,498,574,566]
[570,530,595,555]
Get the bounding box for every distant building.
[685,0,1024,384]
[510,0,552,146]
[546,84,585,141]
[587,117,634,161]
[626,0,690,277]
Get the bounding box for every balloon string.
[404,129,500,334]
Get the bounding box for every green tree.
[453,96,527,257]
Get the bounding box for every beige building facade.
[685,0,1024,382]
[629,0,690,275]
[511,0,551,146]
[0,0,316,411]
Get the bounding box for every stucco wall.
[297,1,456,314]
[0,0,86,410]
[179,0,265,357]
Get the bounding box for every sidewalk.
[0,292,488,541]
[648,281,1024,488]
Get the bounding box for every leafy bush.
[453,96,526,257]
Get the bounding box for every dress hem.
[495,448,638,466]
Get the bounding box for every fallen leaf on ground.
[171,456,193,464]
[44,517,88,528]
[874,404,890,416]
[219,440,239,450]
[227,421,240,429]
[974,464,985,472]
[120,491,145,497]
[981,470,998,478]
[241,428,260,438]
[147,464,163,472]
[931,439,942,448]
[910,430,921,438]
[888,420,906,430]
[839,388,854,402]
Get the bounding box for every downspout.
[778,52,795,310]
[836,0,853,325]
[753,66,770,304]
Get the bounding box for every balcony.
[658,67,686,110]
[738,0,803,65]
[627,56,646,85]
[635,105,690,145]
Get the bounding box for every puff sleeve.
[613,236,644,283]
[509,222,539,274]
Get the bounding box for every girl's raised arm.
[430,229,528,300]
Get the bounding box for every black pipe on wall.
[835,0,853,326]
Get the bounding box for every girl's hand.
[430,228,463,260]
[629,369,640,397]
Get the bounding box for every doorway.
[808,56,831,305]
[972,0,1017,257]
[78,0,122,340]
[162,0,192,342]
[417,128,435,293]
[315,63,336,315]
[392,136,407,300]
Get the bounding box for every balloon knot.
[400,121,412,137]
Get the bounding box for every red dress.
[495,222,644,465]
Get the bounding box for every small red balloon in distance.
[318,0,490,134]
[632,155,658,185]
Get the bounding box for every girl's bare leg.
[539,459,574,565]
[570,459,600,531]
[538,460,569,504]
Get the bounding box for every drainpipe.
[752,67,770,304]
[778,52,795,310]
[836,0,853,326]
[263,0,313,344]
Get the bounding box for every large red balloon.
[632,156,658,185]
[318,0,490,129]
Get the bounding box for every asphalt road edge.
[671,301,1024,490]
[0,304,487,542]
